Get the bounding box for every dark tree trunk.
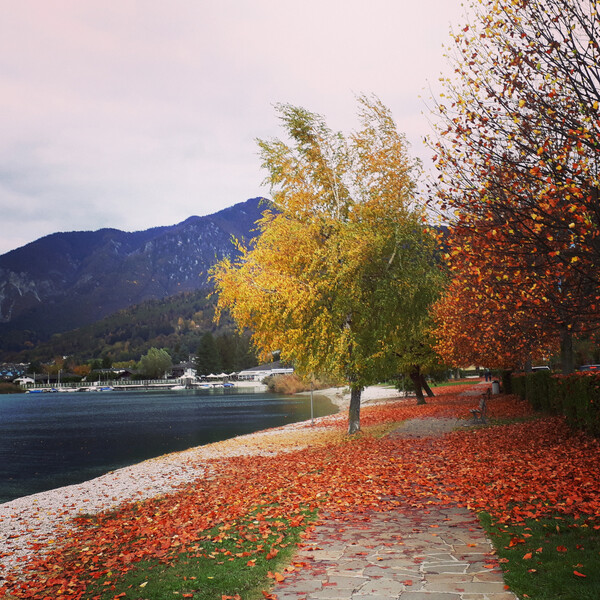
[560,328,574,375]
[420,375,435,398]
[410,366,426,405]
[348,386,362,434]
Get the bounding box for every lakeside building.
[236,361,294,382]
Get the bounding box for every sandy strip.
[0,385,405,574]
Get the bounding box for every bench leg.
[469,410,486,424]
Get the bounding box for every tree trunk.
[560,328,574,375]
[348,386,362,434]
[420,374,435,398]
[410,366,426,405]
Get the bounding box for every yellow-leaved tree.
[211,96,444,433]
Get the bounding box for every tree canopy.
[429,0,600,372]
[212,96,444,433]
[195,332,222,376]
[139,347,172,379]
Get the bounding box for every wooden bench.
[470,388,490,424]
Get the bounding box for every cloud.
[0,0,467,255]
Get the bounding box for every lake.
[0,387,337,504]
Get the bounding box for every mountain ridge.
[0,197,268,354]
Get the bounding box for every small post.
[310,381,314,425]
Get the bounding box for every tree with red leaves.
[429,0,600,372]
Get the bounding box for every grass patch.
[84,508,316,600]
[430,380,478,388]
[480,512,600,600]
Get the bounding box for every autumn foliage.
[3,384,600,599]
[429,0,600,371]
[212,96,444,433]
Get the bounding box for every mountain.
[0,198,268,355]
[17,289,256,367]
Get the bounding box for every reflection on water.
[0,388,336,503]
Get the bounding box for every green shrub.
[501,370,513,395]
[394,375,415,394]
[511,371,600,437]
[512,373,526,399]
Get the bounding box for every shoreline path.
[1,383,517,598]
[270,411,517,600]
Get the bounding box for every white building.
[236,361,294,382]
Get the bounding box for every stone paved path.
[270,505,517,600]
[270,413,517,599]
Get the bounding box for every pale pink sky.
[0,0,469,254]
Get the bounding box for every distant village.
[1,359,294,392]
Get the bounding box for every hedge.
[512,371,600,436]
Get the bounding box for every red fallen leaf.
[404,580,413,586]
[266,548,279,560]
[509,537,525,547]
[523,552,533,560]
[182,595,193,599]
[247,559,256,567]
[6,391,600,600]
[574,571,586,578]
[556,546,568,553]
[274,572,285,582]
[262,593,277,600]
[499,558,509,563]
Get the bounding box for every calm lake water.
[0,388,336,504]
